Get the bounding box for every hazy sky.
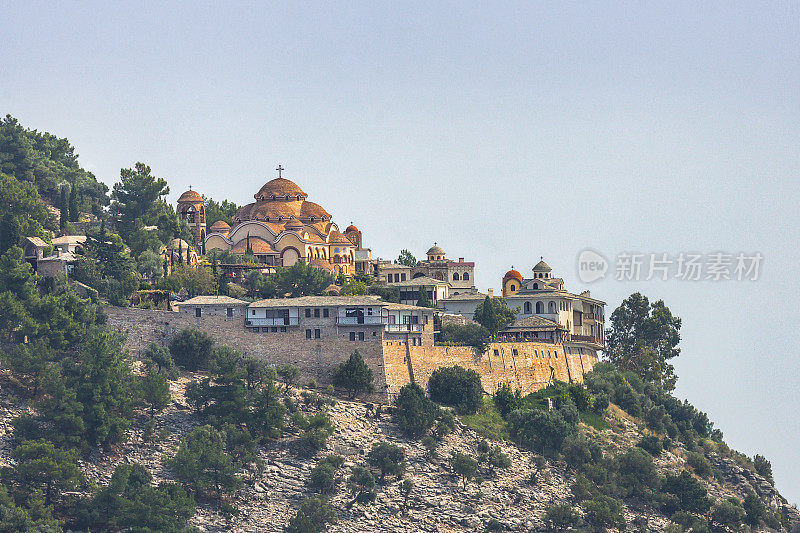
[3,1,798,503]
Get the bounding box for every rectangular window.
[493,349,499,356]
[271,327,278,333]
[401,273,407,281]
[358,332,365,341]
[305,309,311,318]
[314,308,320,318]
[323,308,329,318]
[280,326,287,332]
[314,329,321,339]
[512,349,518,357]
[306,329,312,339]
[253,327,259,333]
[349,332,356,341]
[251,309,256,316]
[195,308,201,317]
[226,308,233,318]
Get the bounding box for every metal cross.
[276,165,284,178]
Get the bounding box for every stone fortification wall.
[106,307,597,402]
[105,307,390,396]
[382,341,597,398]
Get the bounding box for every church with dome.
[177,175,372,277]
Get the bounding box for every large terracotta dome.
[254,178,307,201]
[503,269,524,283]
[232,178,331,225]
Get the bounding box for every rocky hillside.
[1,366,796,532]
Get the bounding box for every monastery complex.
[109,172,607,399]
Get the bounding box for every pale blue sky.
[2,1,798,503]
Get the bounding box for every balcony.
[336,316,384,325]
[385,324,423,333]
[570,334,597,342]
[246,317,300,326]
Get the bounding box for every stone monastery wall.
[382,342,597,398]
[106,307,597,402]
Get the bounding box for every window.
[349,332,356,341]
[314,329,321,339]
[253,327,260,333]
[453,272,460,281]
[534,350,538,357]
[226,308,233,318]
[323,308,329,318]
[251,309,256,315]
[195,308,201,317]
[305,309,311,318]
[524,302,532,314]
[314,308,320,318]
[512,349,518,357]
[510,284,516,292]
[280,326,287,332]
[493,349,499,356]
[372,331,377,336]
[548,301,556,313]
[306,329,312,339]
[358,332,365,341]
[401,273,406,281]
[463,272,469,281]
[536,301,543,313]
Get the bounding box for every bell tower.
[176,187,206,244]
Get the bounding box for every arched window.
[548,301,556,313]
[524,302,532,314]
[533,283,538,289]
[463,272,469,280]
[453,272,460,281]
[536,301,543,313]
[510,284,516,292]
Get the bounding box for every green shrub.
[686,452,712,478]
[743,490,766,528]
[493,382,522,418]
[166,425,241,498]
[332,350,374,399]
[753,454,774,484]
[307,455,344,494]
[583,495,626,531]
[507,408,574,457]
[544,503,579,531]
[636,435,663,456]
[661,471,711,515]
[450,451,479,490]
[460,396,509,441]
[300,412,334,455]
[617,447,660,499]
[347,466,376,506]
[562,435,601,470]
[437,323,491,352]
[711,497,745,530]
[169,328,214,371]
[367,442,405,482]
[285,497,336,533]
[428,365,484,414]
[393,383,439,438]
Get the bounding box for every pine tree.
[245,232,253,256]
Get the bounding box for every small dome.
[254,178,307,200]
[209,220,230,232]
[169,238,190,250]
[533,259,552,272]
[285,219,304,230]
[177,190,203,203]
[504,269,524,283]
[345,224,359,233]
[329,230,351,244]
[427,244,445,256]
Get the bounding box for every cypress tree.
[417,286,432,308]
[59,187,68,230]
[68,185,79,222]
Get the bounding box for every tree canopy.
[605,292,682,390]
[396,249,417,267]
[110,162,170,240]
[473,296,517,336]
